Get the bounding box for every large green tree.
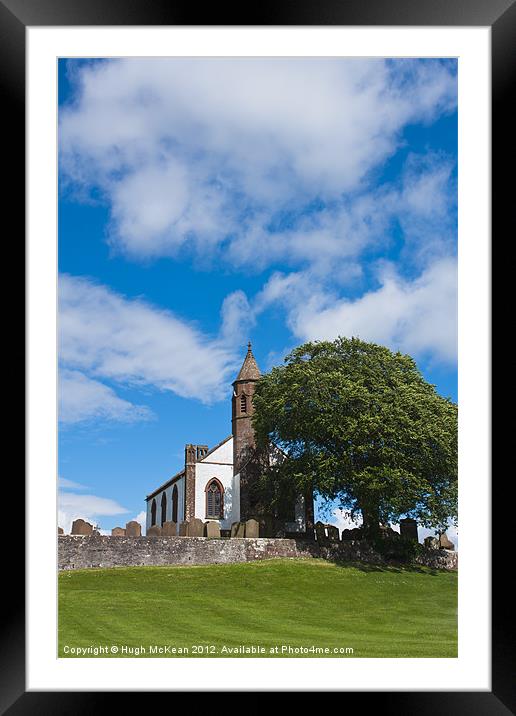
[252,337,457,536]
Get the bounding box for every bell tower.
[232,342,261,519]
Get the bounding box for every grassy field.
[58,559,457,658]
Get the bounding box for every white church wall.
[203,437,233,464]
[145,476,185,533]
[194,437,235,529]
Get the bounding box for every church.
[145,343,313,536]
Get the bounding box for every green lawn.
[58,559,457,658]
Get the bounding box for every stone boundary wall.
[58,535,458,571]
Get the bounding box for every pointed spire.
[235,341,261,382]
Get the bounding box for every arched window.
[161,491,167,526]
[172,484,178,523]
[205,478,224,519]
[151,498,157,526]
[240,394,247,413]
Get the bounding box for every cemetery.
[58,515,457,571]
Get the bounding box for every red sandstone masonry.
[58,535,458,571]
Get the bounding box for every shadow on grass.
[328,560,442,576]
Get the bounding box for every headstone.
[187,518,205,537]
[327,525,340,541]
[314,521,327,542]
[71,518,94,535]
[125,520,142,537]
[147,525,162,537]
[111,527,126,536]
[349,527,364,540]
[424,536,440,549]
[379,525,399,539]
[205,521,221,538]
[231,521,246,537]
[179,521,189,536]
[58,527,64,535]
[400,518,419,542]
[161,521,177,536]
[260,514,276,538]
[245,518,260,538]
[438,532,455,550]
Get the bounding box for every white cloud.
[58,490,130,534]
[59,369,153,425]
[60,58,456,263]
[58,476,87,490]
[244,151,457,365]
[329,508,363,532]
[59,274,242,423]
[235,154,455,277]
[220,290,255,342]
[259,257,457,364]
[59,59,457,387]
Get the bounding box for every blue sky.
[58,57,457,536]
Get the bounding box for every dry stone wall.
[58,535,458,571]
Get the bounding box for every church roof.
[234,342,261,382]
[145,467,185,501]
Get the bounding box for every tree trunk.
[361,501,380,539]
[305,483,315,539]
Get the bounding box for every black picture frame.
[4,0,510,710]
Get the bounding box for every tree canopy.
[252,337,457,534]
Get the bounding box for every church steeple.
[232,342,261,479]
[235,342,261,382]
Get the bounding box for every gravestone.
[245,519,260,538]
[424,536,440,549]
[187,518,205,537]
[327,525,340,541]
[439,532,455,550]
[161,521,177,536]
[71,518,94,535]
[205,521,221,538]
[231,521,246,538]
[147,525,162,537]
[260,514,276,538]
[315,521,327,542]
[125,520,142,537]
[379,525,399,540]
[400,518,419,542]
[111,527,126,536]
[349,528,364,540]
[58,527,64,535]
[179,521,189,536]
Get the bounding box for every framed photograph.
[5,0,510,708]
